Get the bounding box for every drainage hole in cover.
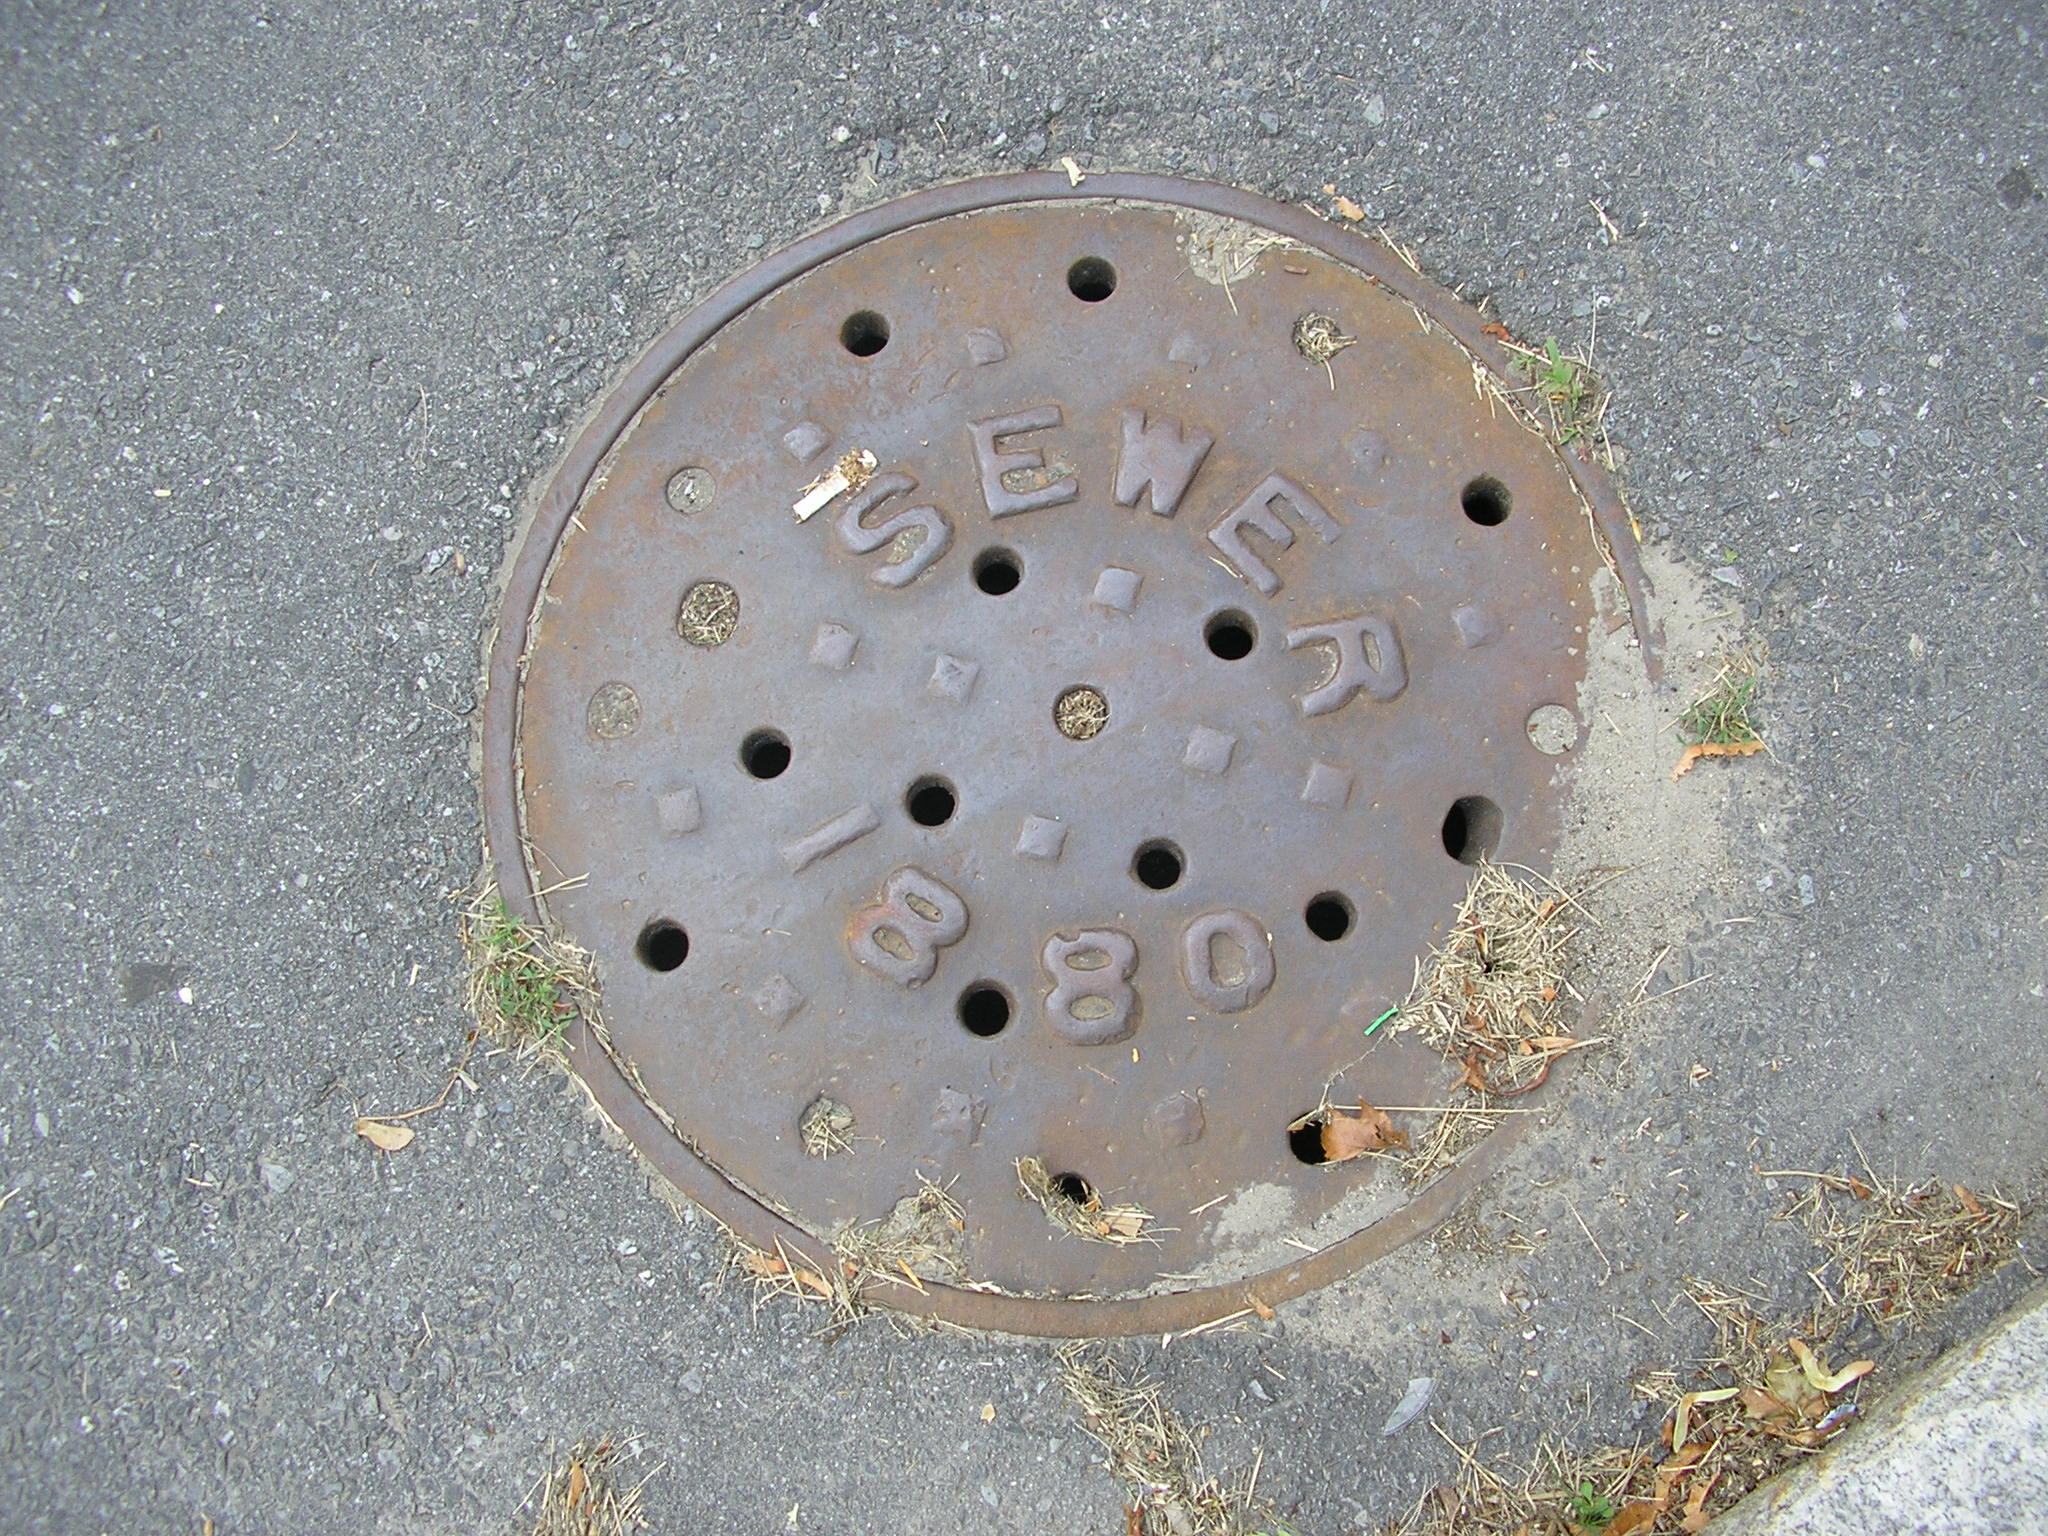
[956,982,1012,1038]
[839,309,891,357]
[1441,795,1503,864]
[972,547,1022,595]
[1287,1110,1333,1166]
[1204,608,1256,660]
[1131,839,1184,891]
[1304,891,1355,941]
[676,579,739,647]
[1054,685,1109,741]
[905,775,957,827]
[740,729,792,780]
[1051,1170,1094,1204]
[635,919,690,972]
[1460,475,1512,526]
[1066,256,1117,303]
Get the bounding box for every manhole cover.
[482,174,1648,1336]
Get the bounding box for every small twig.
[363,1031,479,1123]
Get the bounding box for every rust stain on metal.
[481,174,1650,1336]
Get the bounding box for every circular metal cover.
[482,174,1645,1336]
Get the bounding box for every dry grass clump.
[1388,1283,1874,1536]
[1785,1171,2023,1331]
[1018,1157,1158,1245]
[1059,1344,1271,1536]
[834,1177,968,1295]
[730,1236,850,1317]
[460,882,599,1062]
[1394,863,1596,1183]
[1386,1434,1654,1536]
[729,1178,967,1325]
[526,1436,657,1536]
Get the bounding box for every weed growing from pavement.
[1568,1480,1617,1528]
[461,882,598,1060]
[1677,646,1766,748]
[1504,335,1609,446]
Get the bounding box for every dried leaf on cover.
[1315,1102,1408,1162]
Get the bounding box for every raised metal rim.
[480,172,1650,1337]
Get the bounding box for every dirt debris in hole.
[1055,684,1110,741]
[798,1094,856,1158]
[1291,311,1356,384]
[673,578,739,647]
[1018,1156,1159,1246]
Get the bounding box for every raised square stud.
[1183,726,1237,776]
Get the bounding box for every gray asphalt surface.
[1,2,2043,1533]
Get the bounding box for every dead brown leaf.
[1606,1499,1663,1536]
[1680,1473,1720,1532]
[354,1117,414,1152]
[794,1267,834,1299]
[1671,738,1766,780]
[1321,1102,1408,1161]
[1738,1386,1791,1421]
[1762,1353,1826,1421]
[1095,1210,1150,1240]
[1454,1053,1495,1095]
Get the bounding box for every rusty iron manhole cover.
[482,174,1648,1336]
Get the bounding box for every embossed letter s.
[834,471,953,588]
